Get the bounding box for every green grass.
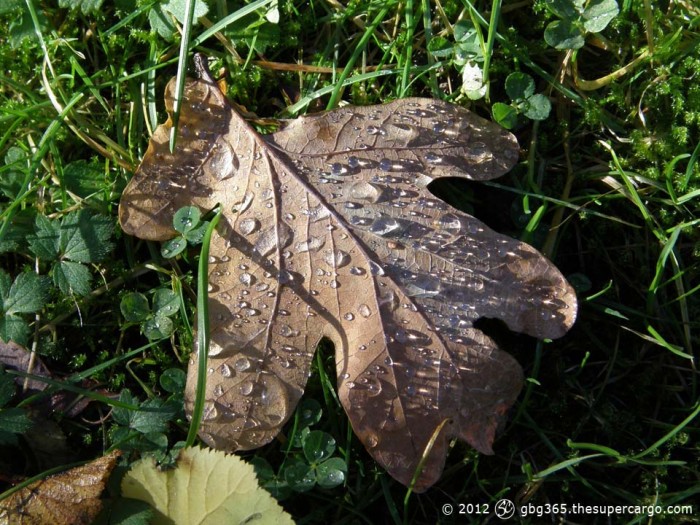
[1,0,699,523]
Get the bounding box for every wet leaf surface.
[0,450,120,525]
[119,55,577,492]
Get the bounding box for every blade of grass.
[482,0,502,101]
[169,0,199,153]
[326,4,393,110]
[459,0,584,107]
[0,95,84,245]
[7,369,141,411]
[185,205,223,447]
[284,68,403,115]
[648,225,681,294]
[399,0,415,97]
[420,0,439,96]
[645,324,693,360]
[379,476,403,525]
[681,139,700,191]
[24,0,54,77]
[192,0,275,47]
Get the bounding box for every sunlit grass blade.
[326,4,393,110]
[186,206,223,447]
[169,0,199,153]
[482,0,502,101]
[399,0,415,97]
[192,0,275,47]
[0,96,83,244]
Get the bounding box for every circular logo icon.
[495,499,515,520]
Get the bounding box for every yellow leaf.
[121,447,294,525]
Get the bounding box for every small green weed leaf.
[173,206,201,235]
[163,0,208,25]
[143,314,174,340]
[284,458,316,492]
[582,0,619,33]
[0,314,29,345]
[0,406,33,435]
[120,292,151,322]
[453,19,473,42]
[149,5,176,40]
[297,398,322,429]
[54,260,92,296]
[4,272,49,315]
[0,371,15,407]
[303,430,336,463]
[0,271,11,304]
[58,0,104,14]
[505,72,536,100]
[250,456,275,480]
[290,423,310,449]
[161,237,187,258]
[60,210,114,263]
[6,4,48,48]
[160,368,186,394]
[427,36,453,58]
[0,221,26,255]
[63,160,107,199]
[139,431,170,452]
[544,19,585,50]
[0,147,27,199]
[153,288,179,318]
[113,390,177,434]
[523,93,552,121]
[251,457,293,499]
[112,390,138,426]
[492,102,518,129]
[225,14,281,54]
[100,497,155,525]
[0,0,28,14]
[183,222,209,244]
[547,0,585,20]
[28,215,61,260]
[315,457,346,489]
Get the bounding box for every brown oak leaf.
[0,450,120,525]
[119,55,577,492]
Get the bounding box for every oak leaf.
[0,450,120,525]
[119,55,577,492]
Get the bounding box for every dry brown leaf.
[0,340,93,418]
[0,341,52,394]
[119,55,577,492]
[0,450,120,525]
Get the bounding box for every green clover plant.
[252,399,347,498]
[120,288,180,340]
[492,72,552,129]
[160,206,209,259]
[544,0,619,50]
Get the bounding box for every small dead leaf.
[0,341,52,394]
[0,450,120,525]
[121,446,294,525]
[119,55,577,491]
[0,340,93,418]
